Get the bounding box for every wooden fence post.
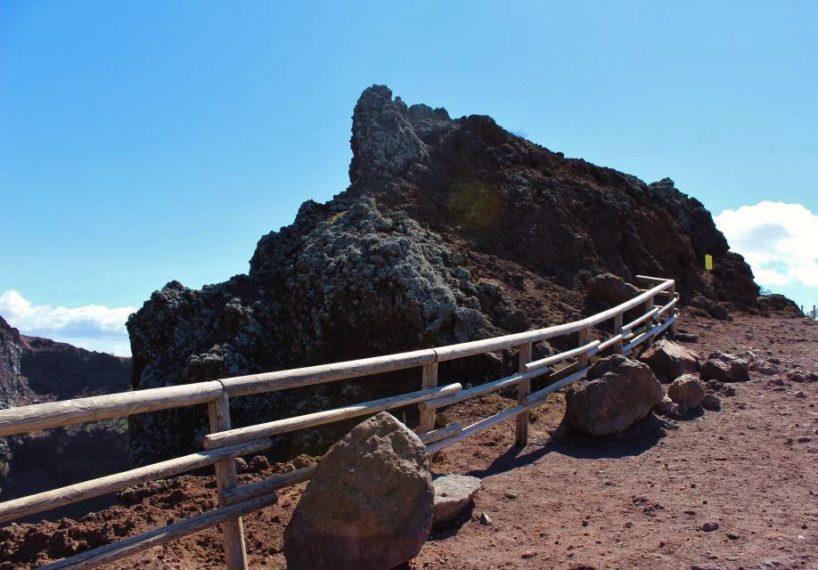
[515,342,533,447]
[613,312,624,352]
[208,392,248,570]
[577,328,590,368]
[418,362,439,434]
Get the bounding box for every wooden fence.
[0,275,678,569]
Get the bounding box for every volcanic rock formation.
[127,85,762,464]
[0,315,132,516]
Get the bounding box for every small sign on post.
[705,254,713,271]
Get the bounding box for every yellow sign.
[705,254,713,271]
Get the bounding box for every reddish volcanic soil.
[2,310,818,569]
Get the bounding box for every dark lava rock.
[283,412,433,570]
[565,355,664,436]
[126,85,764,464]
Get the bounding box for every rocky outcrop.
[640,339,701,383]
[283,412,433,570]
[757,294,804,317]
[584,273,640,313]
[564,355,664,436]
[127,85,763,463]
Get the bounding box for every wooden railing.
[0,275,678,569]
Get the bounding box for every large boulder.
[283,412,434,570]
[640,339,701,382]
[565,355,664,436]
[667,374,706,412]
[433,474,481,525]
[700,351,750,383]
[585,273,640,310]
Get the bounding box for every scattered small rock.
[249,455,271,472]
[702,393,722,411]
[433,474,481,525]
[480,512,492,526]
[701,352,750,383]
[701,521,720,532]
[668,374,706,412]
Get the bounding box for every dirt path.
[2,311,817,569]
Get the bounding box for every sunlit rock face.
[127,85,759,465]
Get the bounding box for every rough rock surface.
[283,412,433,570]
[667,374,706,412]
[757,294,803,317]
[584,273,640,312]
[640,339,701,383]
[701,352,750,383]
[564,355,664,436]
[433,474,482,525]
[127,85,763,463]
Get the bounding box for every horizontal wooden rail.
[220,349,437,398]
[622,306,660,334]
[418,367,547,412]
[0,381,224,438]
[425,403,526,455]
[623,314,677,355]
[658,295,679,316]
[204,383,462,449]
[434,279,672,362]
[524,340,600,373]
[40,493,279,570]
[419,422,463,445]
[524,366,591,406]
[223,466,317,507]
[0,439,272,524]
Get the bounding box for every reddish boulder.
[565,355,664,436]
[701,351,750,383]
[667,374,706,412]
[284,412,433,570]
[640,339,701,382]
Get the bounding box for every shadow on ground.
[466,414,666,480]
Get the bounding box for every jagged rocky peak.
[349,85,453,184]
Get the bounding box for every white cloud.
[715,201,818,292]
[0,290,136,356]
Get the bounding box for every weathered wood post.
[515,342,533,447]
[577,328,590,368]
[613,311,624,352]
[418,362,439,434]
[208,392,249,570]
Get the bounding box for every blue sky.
[2,1,817,354]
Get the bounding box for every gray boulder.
[565,355,664,436]
[667,374,706,412]
[701,351,750,383]
[433,474,481,525]
[283,412,433,570]
[640,339,701,382]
